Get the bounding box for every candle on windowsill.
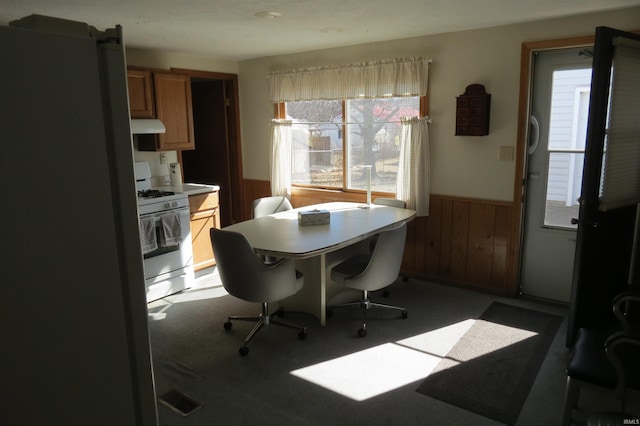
[365,165,372,205]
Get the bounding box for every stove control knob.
[163,202,171,209]
[171,201,178,208]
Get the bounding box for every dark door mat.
[158,389,203,416]
[416,302,563,425]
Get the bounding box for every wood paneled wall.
[242,179,519,296]
[403,196,517,296]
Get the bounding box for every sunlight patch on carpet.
[397,319,476,357]
[444,321,538,362]
[290,319,476,401]
[147,285,229,320]
[291,342,441,401]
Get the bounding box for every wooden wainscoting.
[242,179,272,219]
[242,180,519,296]
[402,196,517,296]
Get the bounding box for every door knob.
[571,217,599,228]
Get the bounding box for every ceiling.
[2,0,640,60]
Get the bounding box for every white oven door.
[141,206,194,302]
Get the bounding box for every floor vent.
[158,389,202,416]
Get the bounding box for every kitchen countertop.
[156,183,219,196]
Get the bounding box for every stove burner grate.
[138,189,176,199]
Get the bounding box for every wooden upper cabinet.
[127,69,154,118]
[127,68,195,151]
[153,72,195,151]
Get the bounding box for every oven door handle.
[141,207,190,220]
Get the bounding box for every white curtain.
[269,57,430,102]
[397,117,430,217]
[270,119,293,197]
[599,38,640,211]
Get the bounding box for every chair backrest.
[345,222,407,292]
[252,196,293,218]
[605,331,640,401]
[373,198,406,208]
[608,293,640,398]
[210,228,301,303]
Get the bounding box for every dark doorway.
[177,70,244,226]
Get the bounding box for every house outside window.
[285,96,420,194]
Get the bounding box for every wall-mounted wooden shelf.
[456,84,491,136]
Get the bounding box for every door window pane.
[545,152,584,228]
[543,68,591,229]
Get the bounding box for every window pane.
[548,69,592,150]
[285,97,419,192]
[544,152,584,228]
[286,100,343,188]
[346,97,419,193]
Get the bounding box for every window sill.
[291,186,392,204]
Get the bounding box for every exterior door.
[520,48,592,302]
[567,27,640,346]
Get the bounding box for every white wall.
[237,7,640,202]
[126,47,238,74]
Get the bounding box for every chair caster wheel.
[401,310,408,319]
[326,309,333,318]
[357,328,367,338]
[224,321,232,330]
[298,331,308,340]
[239,346,249,356]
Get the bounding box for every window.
[285,96,420,193]
[269,56,431,215]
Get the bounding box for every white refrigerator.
[0,15,158,425]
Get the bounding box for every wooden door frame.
[172,68,245,224]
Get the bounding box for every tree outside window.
[286,96,419,193]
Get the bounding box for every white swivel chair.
[210,228,307,356]
[252,195,293,218]
[373,197,408,291]
[252,196,294,263]
[328,222,408,337]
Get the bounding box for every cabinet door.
[190,209,219,271]
[153,72,195,151]
[127,69,154,118]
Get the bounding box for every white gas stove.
[135,163,187,206]
[134,162,194,302]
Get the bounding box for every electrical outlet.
[499,146,515,161]
[160,153,167,165]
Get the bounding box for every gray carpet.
[415,302,563,425]
[147,272,580,425]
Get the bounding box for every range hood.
[130,119,166,134]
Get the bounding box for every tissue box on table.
[298,209,330,226]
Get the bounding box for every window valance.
[269,57,430,102]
